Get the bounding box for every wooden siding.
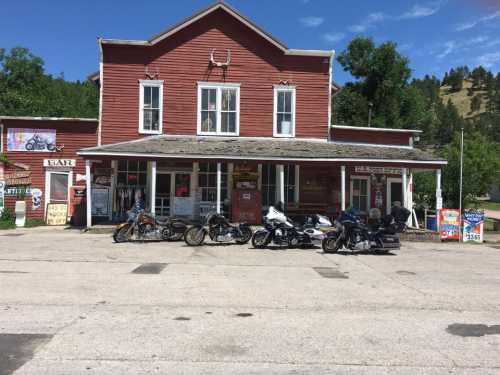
[101,8,330,144]
[1,119,98,220]
[331,128,412,146]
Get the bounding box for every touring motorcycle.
[184,212,253,246]
[251,206,332,249]
[322,206,411,254]
[113,209,187,243]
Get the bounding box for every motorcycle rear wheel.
[322,236,342,253]
[184,227,206,246]
[236,227,253,244]
[251,231,270,248]
[113,225,132,243]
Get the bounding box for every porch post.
[85,160,92,228]
[150,161,157,216]
[340,165,346,211]
[277,164,285,206]
[436,169,442,230]
[216,162,222,214]
[402,168,408,208]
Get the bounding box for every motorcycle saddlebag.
[171,221,187,233]
[378,234,400,249]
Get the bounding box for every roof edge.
[0,116,98,123]
[331,125,423,134]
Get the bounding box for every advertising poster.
[439,209,460,241]
[92,187,110,216]
[463,210,484,243]
[46,203,68,225]
[7,128,57,152]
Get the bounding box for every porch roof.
[78,135,447,165]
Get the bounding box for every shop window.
[139,80,163,134]
[274,86,296,137]
[198,83,240,136]
[262,164,277,207]
[117,160,148,188]
[198,163,228,203]
[350,177,370,213]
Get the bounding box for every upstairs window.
[139,80,163,134]
[274,85,296,138]
[198,83,240,136]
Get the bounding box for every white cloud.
[400,2,442,19]
[299,16,324,27]
[436,41,457,59]
[349,12,387,33]
[323,32,346,43]
[476,51,500,68]
[455,9,500,31]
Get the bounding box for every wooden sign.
[5,171,32,186]
[44,159,76,168]
[355,166,403,175]
[46,203,68,225]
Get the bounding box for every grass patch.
[0,208,15,230]
[468,201,500,212]
[24,219,46,228]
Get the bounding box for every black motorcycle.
[113,209,188,243]
[25,134,57,152]
[184,212,253,246]
[252,206,331,249]
[322,207,410,254]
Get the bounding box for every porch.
[78,136,446,227]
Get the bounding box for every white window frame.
[197,82,240,136]
[139,80,164,135]
[350,176,370,214]
[273,85,296,138]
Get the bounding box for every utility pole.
[459,127,464,242]
[368,102,373,127]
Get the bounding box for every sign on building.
[7,128,57,152]
[439,209,460,241]
[44,159,76,168]
[354,166,403,175]
[463,210,484,243]
[0,181,5,214]
[46,203,68,225]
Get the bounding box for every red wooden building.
[0,1,446,227]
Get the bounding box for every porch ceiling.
[78,136,446,165]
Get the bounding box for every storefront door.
[155,172,192,218]
[386,178,403,214]
[48,172,70,204]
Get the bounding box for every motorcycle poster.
[463,210,484,243]
[439,209,460,241]
[7,128,57,152]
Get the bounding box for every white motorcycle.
[252,206,332,248]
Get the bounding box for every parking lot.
[1,228,500,374]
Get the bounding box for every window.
[274,86,296,137]
[198,83,240,136]
[262,164,277,207]
[198,163,228,203]
[139,80,163,134]
[350,177,370,213]
[117,160,148,188]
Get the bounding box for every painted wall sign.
[44,159,76,168]
[7,128,57,152]
[439,209,460,241]
[31,188,43,210]
[5,170,32,186]
[5,187,33,197]
[355,166,403,175]
[46,203,68,225]
[463,210,484,243]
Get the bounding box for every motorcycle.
[184,212,253,246]
[25,134,57,152]
[322,206,411,254]
[252,206,332,249]
[113,209,188,243]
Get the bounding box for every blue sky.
[1,0,499,84]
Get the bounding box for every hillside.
[439,79,487,119]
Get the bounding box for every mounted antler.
[210,49,231,68]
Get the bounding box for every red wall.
[101,8,330,144]
[331,128,412,146]
[1,119,98,220]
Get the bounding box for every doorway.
[155,172,192,218]
[47,172,71,205]
[386,178,403,214]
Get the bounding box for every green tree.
[470,95,482,113]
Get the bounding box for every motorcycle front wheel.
[184,227,206,246]
[236,226,253,244]
[113,224,133,243]
[322,236,342,253]
[251,230,270,248]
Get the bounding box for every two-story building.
[77,1,446,227]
